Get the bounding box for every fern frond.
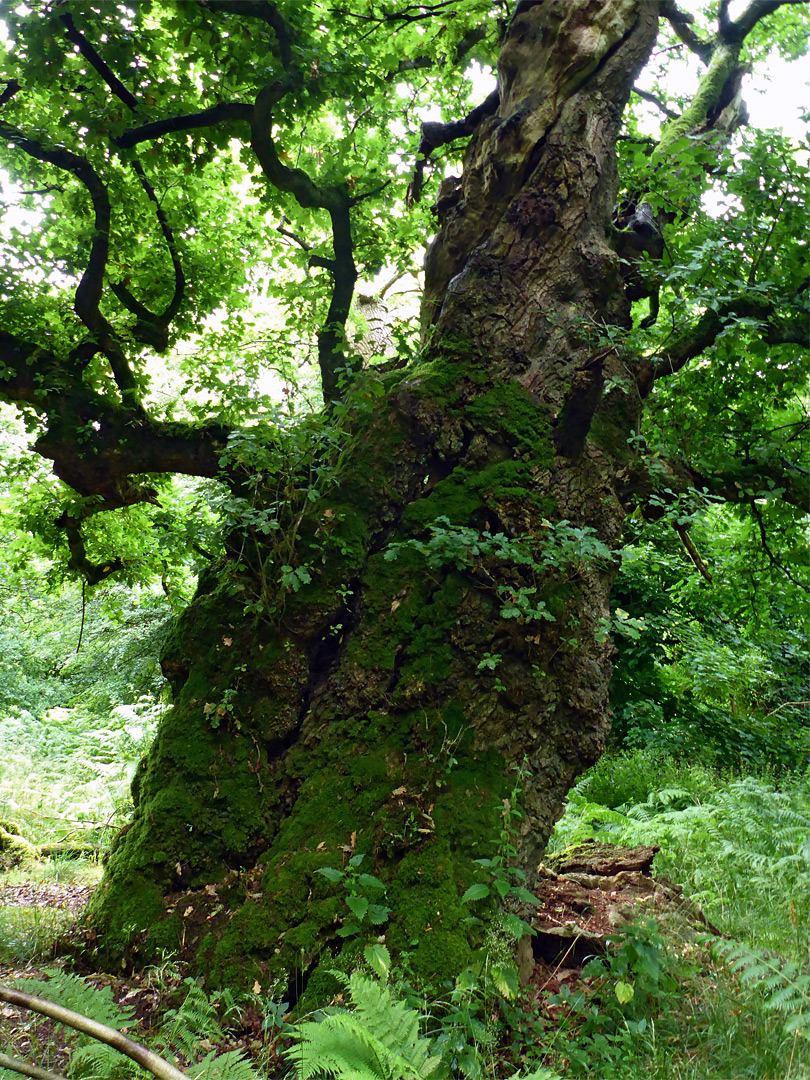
[69,1040,139,1080]
[189,1049,263,1080]
[19,970,135,1035]
[285,1010,397,1080]
[285,975,441,1080]
[712,938,810,1034]
[158,979,225,1058]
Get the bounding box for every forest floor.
[0,842,721,1078]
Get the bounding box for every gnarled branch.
[660,0,712,64]
[251,77,358,402]
[201,0,296,70]
[0,123,141,404]
[720,0,807,44]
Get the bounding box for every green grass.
[0,903,75,964]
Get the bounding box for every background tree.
[0,0,807,997]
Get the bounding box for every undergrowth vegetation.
[0,504,808,1078]
[2,756,809,1078]
[0,578,171,847]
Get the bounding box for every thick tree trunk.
[85,1,658,998]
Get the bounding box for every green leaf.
[316,866,344,882]
[499,913,535,940]
[356,872,386,893]
[363,942,391,981]
[615,980,635,1004]
[366,903,391,925]
[491,961,519,1001]
[461,883,491,904]
[345,894,369,921]
[509,886,540,905]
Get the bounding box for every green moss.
[84,869,167,962]
[464,382,553,465]
[401,473,485,531]
[0,827,38,870]
[385,842,474,984]
[652,41,739,163]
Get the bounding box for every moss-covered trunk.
[86,1,658,996]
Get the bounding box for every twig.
[0,986,188,1080]
[0,1051,66,1080]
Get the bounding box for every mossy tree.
[0,0,807,995]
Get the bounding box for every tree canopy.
[0,0,806,591]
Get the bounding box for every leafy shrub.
[575,750,720,810]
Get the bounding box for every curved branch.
[317,202,359,403]
[652,292,808,385]
[251,77,358,402]
[0,126,108,319]
[0,122,141,403]
[632,86,680,120]
[201,0,296,70]
[408,88,499,205]
[109,158,186,349]
[117,102,253,149]
[660,0,713,63]
[61,516,126,585]
[52,14,186,342]
[7,16,187,354]
[60,12,140,113]
[0,331,230,492]
[250,77,337,209]
[749,498,809,591]
[0,985,187,1080]
[0,1050,65,1080]
[720,0,807,43]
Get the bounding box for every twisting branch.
[332,1,460,26]
[650,291,809,386]
[407,88,499,205]
[61,517,126,586]
[0,122,140,404]
[45,17,188,351]
[251,76,358,402]
[749,499,809,591]
[201,0,296,69]
[720,0,807,43]
[60,12,140,112]
[0,330,229,498]
[117,102,253,149]
[108,159,186,350]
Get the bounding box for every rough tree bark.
[83,0,659,998]
[68,0,805,1001]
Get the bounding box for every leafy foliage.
[286,968,441,1080]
